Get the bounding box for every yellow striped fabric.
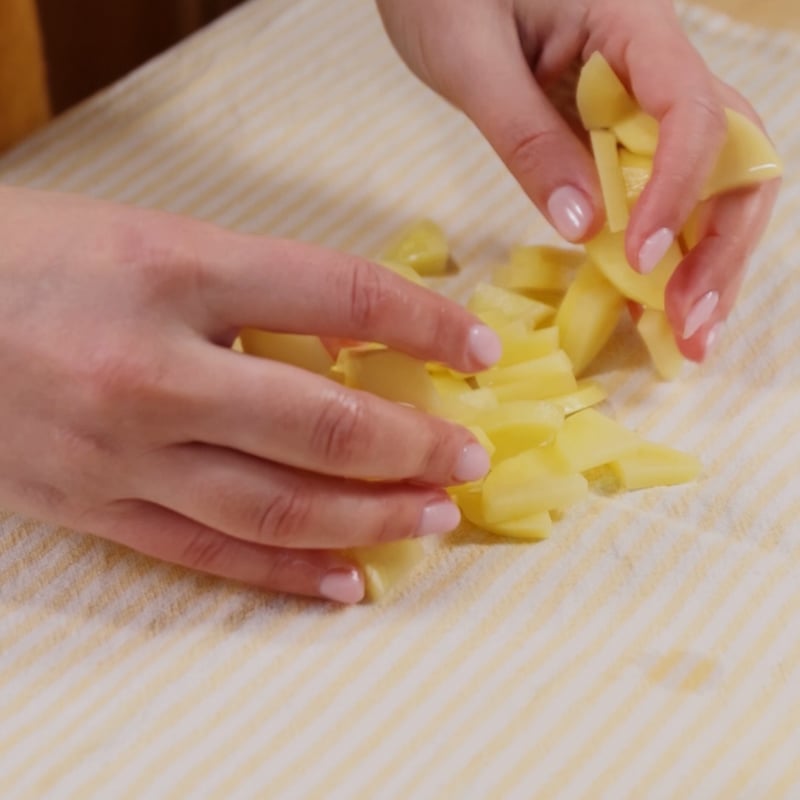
[2,1,800,797]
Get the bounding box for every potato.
[493,245,584,294]
[577,51,637,129]
[618,149,653,208]
[556,408,642,473]
[495,323,560,366]
[380,219,449,276]
[476,351,577,401]
[474,400,564,460]
[239,330,334,375]
[612,109,659,156]
[467,283,554,328]
[610,443,703,490]
[346,539,428,602]
[584,227,681,311]
[549,380,608,416]
[379,259,426,286]
[556,260,625,375]
[590,129,630,233]
[636,309,685,380]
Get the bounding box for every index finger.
[198,233,502,374]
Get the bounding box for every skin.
[377,0,780,360]
[0,0,779,603]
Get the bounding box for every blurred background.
[37,0,246,112]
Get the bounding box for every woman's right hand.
[0,187,499,603]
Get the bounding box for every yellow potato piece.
[637,309,685,380]
[619,149,653,208]
[702,109,782,200]
[612,109,659,156]
[476,351,577,401]
[342,348,440,412]
[482,512,553,541]
[475,400,564,460]
[590,129,630,233]
[467,283,554,328]
[610,442,702,490]
[380,219,449,276]
[577,51,637,129]
[549,379,608,416]
[482,448,588,523]
[493,246,584,293]
[379,259,426,286]
[495,323,560,366]
[240,330,334,375]
[346,539,428,602]
[556,260,625,375]
[556,408,642,473]
[585,227,681,310]
[466,425,496,459]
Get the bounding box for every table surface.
[694,0,798,28]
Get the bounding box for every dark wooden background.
[36,0,246,112]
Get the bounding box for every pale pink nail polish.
[468,324,503,368]
[418,499,461,536]
[638,228,674,274]
[454,442,491,483]
[320,568,365,604]
[704,322,723,356]
[683,290,719,340]
[547,186,593,241]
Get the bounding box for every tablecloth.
[1,1,799,797]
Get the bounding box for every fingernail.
[682,290,719,340]
[320,568,365,604]
[418,499,461,536]
[638,228,674,274]
[547,186,593,242]
[454,442,491,483]
[704,322,723,356]
[468,324,503,368]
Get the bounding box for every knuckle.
[688,93,727,140]
[416,424,454,480]
[252,489,312,546]
[179,530,229,573]
[344,258,391,331]
[310,390,368,468]
[505,127,563,178]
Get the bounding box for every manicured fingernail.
[468,324,503,368]
[683,290,719,340]
[638,228,674,274]
[418,499,461,536]
[454,442,491,483]
[320,568,365,604]
[547,186,593,241]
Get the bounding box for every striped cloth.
[1,1,799,797]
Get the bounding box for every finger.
[88,500,365,604]
[199,235,501,374]
[187,346,491,486]
[135,443,462,549]
[617,19,728,273]
[665,180,779,361]
[439,16,603,242]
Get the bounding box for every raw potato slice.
[476,351,577,401]
[585,227,681,310]
[549,380,608,416]
[556,261,625,375]
[495,323,560,366]
[612,109,659,156]
[475,400,564,460]
[466,425,496,459]
[240,330,334,375]
[610,443,702,490]
[493,246,584,293]
[347,539,428,602]
[379,259,426,286]
[619,149,653,208]
[577,51,637,129]
[342,348,440,412]
[556,408,642,473]
[702,109,783,200]
[482,512,553,541]
[637,309,685,380]
[467,283,554,328]
[380,219,449,276]
[590,129,630,233]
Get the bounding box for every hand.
[0,187,499,603]
[376,0,780,360]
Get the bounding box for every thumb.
[446,21,604,242]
